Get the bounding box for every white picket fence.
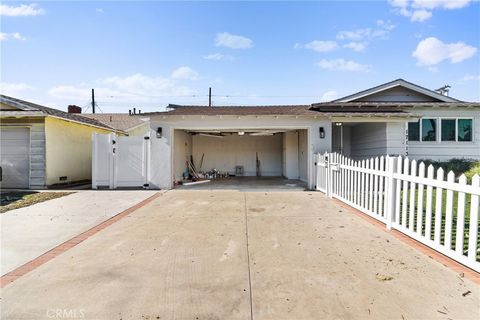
[314,152,480,272]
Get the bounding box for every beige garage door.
[1,127,30,188]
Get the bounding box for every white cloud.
[412,0,471,10]
[295,40,338,52]
[463,74,480,81]
[49,71,196,101]
[410,9,432,22]
[336,21,394,46]
[320,91,338,102]
[96,8,104,14]
[412,37,477,65]
[389,0,471,22]
[0,3,44,16]
[376,19,396,31]
[203,53,234,61]
[0,82,32,96]
[100,73,192,96]
[315,59,370,72]
[171,66,199,80]
[215,32,253,49]
[343,42,367,52]
[0,32,26,41]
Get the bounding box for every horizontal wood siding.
[407,108,480,160]
[350,123,387,159]
[386,122,406,156]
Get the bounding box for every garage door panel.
[0,142,30,155]
[1,127,30,188]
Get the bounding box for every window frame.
[408,117,474,143]
[420,118,438,142]
[440,118,457,142]
[456,117,474,142]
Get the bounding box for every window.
[441,119,456,141]
[408,121,419,141]
[421,119,437,141]
[458,119,473,141]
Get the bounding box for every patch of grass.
[399,188,479,261]
[0,191,74,214]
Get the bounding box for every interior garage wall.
[298,129,308,181]
[192,134,283,176]
[173,130,192,181]
[283,131,299,179]
[350,123,387,159]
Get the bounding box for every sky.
[1,1,479,113]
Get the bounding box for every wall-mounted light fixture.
[319,127,325,139]
[156,127,162,138]
[335,122,343,126]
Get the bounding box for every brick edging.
[0,192,162,288]
[332,199,480,285]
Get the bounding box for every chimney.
[435,85,451,96]
[68,105,82,113]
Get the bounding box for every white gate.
[92,133,150,189]
[314,152,329,193]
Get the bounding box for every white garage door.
[1,127,30,188]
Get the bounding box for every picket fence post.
[385,156,397,230]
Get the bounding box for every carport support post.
[385,156,397,230]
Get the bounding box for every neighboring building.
[0,95,123,189]
[81,113,149,136]
[137,79,478,190]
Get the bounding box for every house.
[0,95,124,189]
[81,113,149,136]
[135,79,478,190]
[316,79,479,161]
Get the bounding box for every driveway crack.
[244,193,254,320]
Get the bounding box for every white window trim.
[456,117,474,142]
[409,117,474,143]
[420,118,437,142]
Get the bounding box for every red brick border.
[333,199,480,285]
[0,192,162,288]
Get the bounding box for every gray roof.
[0,94,120,132]
[144,104,319,116]
[81,113,148,131]
[332,78,463,103]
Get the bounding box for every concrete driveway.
[1,190,478,319]
[1,190,158,275]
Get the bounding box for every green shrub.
[465,162,480,183]
[418,158,479,183]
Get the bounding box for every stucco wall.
[148,115,331,189]
[298,129,308,181]
[44,117,113,185]
[173,130,192,181]
[127,123,150,136]
[192,133,283,176]
[407,108,480,160]
[283,131,299,179]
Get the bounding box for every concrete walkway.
[1,190,158,275]
[1,190,478,319]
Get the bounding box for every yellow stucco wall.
[44,117,115,185]
[126,123,149,136]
